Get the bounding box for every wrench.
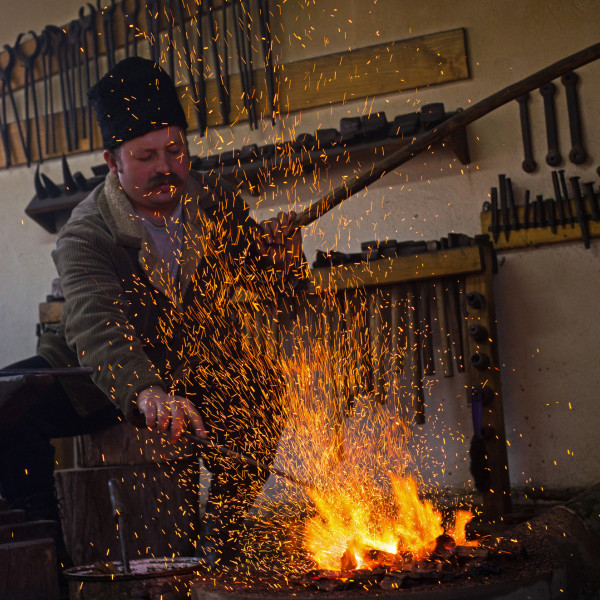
[145,0,161,64]
[569,176,590,248]
[15,32,42,164]
[0,43,29,166]
[583,181,600,221]
[79,5,97,151]
[121,0,140,58]
[551,169,568,227]
[515,93,536,173]
[100,0,117,70]
[540,82,562,167]
[561,71,587,165]
[40,28,56,155]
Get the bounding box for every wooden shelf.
[480,203,600,250]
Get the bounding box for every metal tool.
[498,174,510,240]
[535,194,546,228]
[583,181,600,221]
[561,71,587,165]
[540,82,561,167]
[46,25,73,152]
[206,0,230,125]
[80,4,100,87]
[145,0,161,63]
[164,0,176,78]
[182,431,317,491]
[558,169,575,227]
[67,21,82,149]
[232,0,253,127]
[174,0,204,133]
[15,32,42,165]
[195,1,207,136]
[0,367,94,377]
[100,0,117,70]
[121,0,140,58]
[545,197,556,233]
[79,5,97,151]
[257,0,275,123]
[40,28,56,155]
[0,43,29,166]
[108,479,131,574]
[489,187,499,242]
[551,170,568,227]
[569,176,590,248]
[506,177,520,231]
[515,93,536,173]
[523,189,531,229]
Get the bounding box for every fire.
[304,473,475,571]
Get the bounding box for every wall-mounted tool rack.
[480,170,600,251]
[237,239,510,519]
[308,242,510,519]
[0,0,469,170]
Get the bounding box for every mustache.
[146,173,184,189]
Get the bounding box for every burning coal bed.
[300,534,524,593]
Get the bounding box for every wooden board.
[278,28,469,113]
[310,246,483,293]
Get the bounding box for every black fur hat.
[88,57,188,150]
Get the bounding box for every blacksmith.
[0,57,304,571]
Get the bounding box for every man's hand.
[255,211,302,271]
[136,386,206,443]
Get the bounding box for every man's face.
[104,126,191,218]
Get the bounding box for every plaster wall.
[0,0,598,496]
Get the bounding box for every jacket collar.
[99,171,211,302]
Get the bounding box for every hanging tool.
[40,28,56,155]
[506,177,520,231]
[206,0,230,125]
[240,0,257,127]
[257,0,275,124]
[164,0,176,79]
[558,169,575,228]
[100,0,117,70]
[232,0,254,127]
[194,1,207,136]
[583,181,600,221]
[66,22,82,149]
[174,0,204,133]
[80,4,100,88]
[515,93,536,173]
[540,82,561,167]
[489,187,499,243]
[498,174,510,241]
[108,479,131,574]
[121,0,140,58]
[551,170,569,227]
[0,43,29,167]
[545,197,557,233]
[561,71,587,165]
[145,0,161,64]
[523,189,531,229]
[569,176,590,248]
[46,25,73,152]
[15,32,43,164]
[79,5,97,151]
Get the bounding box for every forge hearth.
[189,509,570,600]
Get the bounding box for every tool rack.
[307,242,511,519]
[0,0,469,169]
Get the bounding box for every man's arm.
[53,225,205,439]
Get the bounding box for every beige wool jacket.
[37,170,277,421]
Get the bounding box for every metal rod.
[182,431,318,492]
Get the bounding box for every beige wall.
[0,0,599,496]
